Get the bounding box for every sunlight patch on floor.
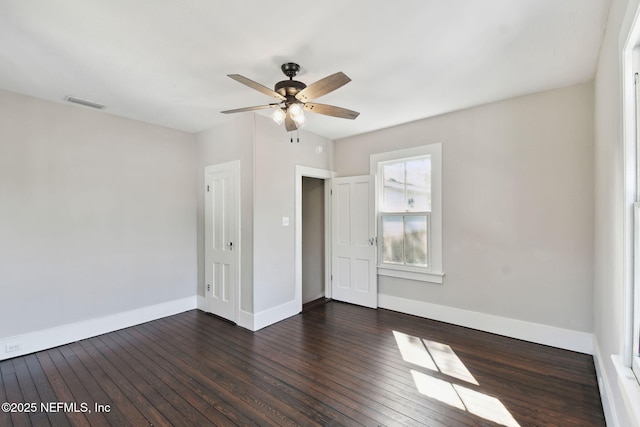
[394,331,521,427]
[410,369,466,410]
[393,330,438,371]
[393,330,478,385]
[422,338,479,385]
[455,384,521,427]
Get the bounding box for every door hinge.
[207,185,210,192]
[330,189,333,195]
[331,274,333,281]
[207,283,211,292]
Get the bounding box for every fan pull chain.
[289,131,301,143]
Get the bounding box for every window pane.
[382,216,403,264]
[382,162,406,212]
[406,157,431,212]
[404,216,428,267]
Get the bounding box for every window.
[380,157,430,267]
[617,7,640,418]
[371,144,443,284]
[624,45,640,385]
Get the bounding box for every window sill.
[612,354,640,426]
[377,266,444,284]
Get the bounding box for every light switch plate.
[282,216,290,226]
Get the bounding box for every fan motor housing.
[275,80,306,97]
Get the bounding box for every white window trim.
[370,143,443,284]
[621,8,640,392]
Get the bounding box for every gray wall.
[0,90,197,338]
[335,83,594,333]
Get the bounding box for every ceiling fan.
[221,63,359,132]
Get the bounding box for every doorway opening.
[294,165,334,313]
[302,177,328,311]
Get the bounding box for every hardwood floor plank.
[95,332,229,426]
[161,315,381,426]
[46,347,111,427]
[251,312,482,426]
[23,354,71,427]
[302,304,604,424]
[82,337,188,425]
[0,360,13,427]
[77,339,179,426]
[56,345,132,427]
[316,303,605,426]
[135,319,326,426]
[164,313,388,426]
[395,314,604,424]
[11,358,51,427]
[120,325,277,426]
[35,352,90,426]
[0,358,30,427]
[0,302,606,426]
[245,327,451,424]
[66,342,152,426]
[112,328,256,426]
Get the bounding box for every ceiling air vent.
[64,96,106,109]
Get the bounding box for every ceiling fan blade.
[227,74,286,101]
[295,72,351,102]
[221,103,280,114]
[304,102,360,120]
[284,111,298,132]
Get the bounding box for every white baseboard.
[379,294,594,354]
[252,299,300,331]
[593,338,621,427]
[237,310,256,331]
[0,296,197,361]
[196,294,207,311]
[196,294,255,331]
[611,354,640,427]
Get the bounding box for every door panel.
[205,162,239,322]
[331,175,377,308]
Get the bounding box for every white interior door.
[205,161,240,322]
[331,175,377,308]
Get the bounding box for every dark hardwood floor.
[0,301,605,426]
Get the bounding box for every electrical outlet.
[5,342,22,353]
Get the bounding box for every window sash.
[379,212,431,269]
[380,156,431,213]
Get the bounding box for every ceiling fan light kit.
[271,107,286,125]
[221,62,359,133]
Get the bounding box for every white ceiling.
[0,0,610,140]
